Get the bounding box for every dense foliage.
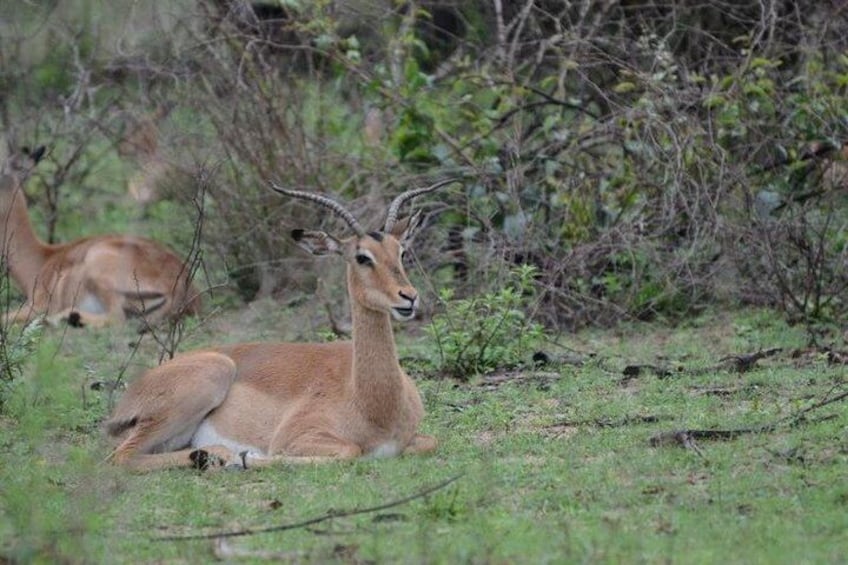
[2,1,848,333]
[427,264,545,378]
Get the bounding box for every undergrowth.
[0,314,43,411]
[426,265,545,379]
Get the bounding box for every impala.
[105,179,456,471]
[1,145,201,328]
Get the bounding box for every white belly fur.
[368,440,402,459]
[193,421,403,460]
[78,293,107,314]
[191,420,265,457]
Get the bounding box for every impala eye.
[355,254,374,267]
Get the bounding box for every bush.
[0,319,43,411]
[5,1,848,331]
[0,268,44,411]
[426,265,545,379]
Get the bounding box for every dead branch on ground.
[154,473,464,542]
[649,386,848,449]
[622,348,783,382]
[545,414,674,430]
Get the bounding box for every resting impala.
[0,145,201,328]
[105,180,456,471]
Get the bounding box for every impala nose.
[399,290,417,305]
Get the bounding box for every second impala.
[0,145,200,328]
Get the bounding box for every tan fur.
[0,147,200,328]
[105,210,437,472]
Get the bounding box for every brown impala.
[105,179,458,471]
[0,145,200,328]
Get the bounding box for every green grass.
[1,308,846,563]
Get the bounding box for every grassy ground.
[1,306,846,564]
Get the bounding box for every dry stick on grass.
[649,386,848,451]
[154,473,465,542]
[718,348,784,373]
[622,347,784,381]
[546,414,675,431]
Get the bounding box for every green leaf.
[613,81,637,94]
[703,94,726,109]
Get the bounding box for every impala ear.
[388,210,423,246]
[291,229,344,256]
[27,145,46,164]
[3,144,45,177]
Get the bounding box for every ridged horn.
[270,182,366,237]
[384,177,460,232]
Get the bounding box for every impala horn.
[384,177,461,232]
[270,183,366,237]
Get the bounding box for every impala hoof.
[189,448,225,471]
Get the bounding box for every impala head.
[272,179,457,321]
[291,219,420,321]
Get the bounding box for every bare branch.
[155,473,464,542]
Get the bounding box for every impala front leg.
[109,445,239,472]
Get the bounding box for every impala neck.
[348,270,404,426]
[0,181,50,296]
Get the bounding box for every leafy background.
[4,1,848,333]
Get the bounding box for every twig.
[691,384,758,396]
[717,348,783,373]
[479,370,561,388]
[622,364,674,379]
[154,473,464,542]
[547,414,673,430]
[149,165,213,363]
[622,347,783,381]
[650,387,848,448]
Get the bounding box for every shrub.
[426,265,545,379]
[6,1,848,331]
[0,319,43,411]
[0,268,44,411]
